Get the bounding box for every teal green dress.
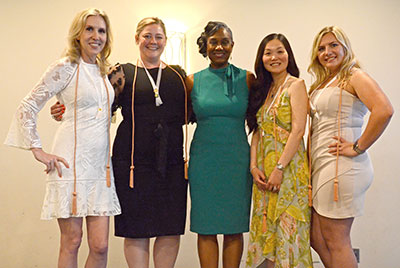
[189,64,252,234]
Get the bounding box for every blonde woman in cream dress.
[308,26,393,268]
[5,9,121,268]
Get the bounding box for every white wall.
[1,0,399,267]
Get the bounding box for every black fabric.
[111,63,188,238]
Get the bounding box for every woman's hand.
[266,168,283,193]
[50,101,65,121]
[251,167,267,191]
[31,148,69,177]
[328,136,358,157]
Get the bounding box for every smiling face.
[78,15,107,64]
[317,32,345,73]
[262,39,289,75]
[135,23,166,64]
[206,28,234,69]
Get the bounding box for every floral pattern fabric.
[246,87,312,268]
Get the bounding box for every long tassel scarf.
[308,76,344,205]
[334,82,344,202]
[307,111,313,207]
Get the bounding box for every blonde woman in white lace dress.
[5,8,120,268]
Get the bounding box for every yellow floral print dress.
[246,87,312,268]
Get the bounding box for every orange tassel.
[130,165,134,188]
[262,212,267,233]
[106,165,111,187]
[308,184,313,207]
[184,161,188,180]
[72,192,77,215]
[334,179,339,201]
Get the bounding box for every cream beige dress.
[5,58,121,219]
[310,81,373,219]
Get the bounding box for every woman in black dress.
[109,16,188,268]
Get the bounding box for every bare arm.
[186,74,194,94]
[185,74,196,122]
[265,79,308,192]
[328,69,394,156]
[250,129,267,191]
[246,71,256,91]
[277,79,308,167]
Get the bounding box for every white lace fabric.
[5,58,76,149]
[5,57,121,219]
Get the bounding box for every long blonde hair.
[308,26,360,92]
[65,8,113,76]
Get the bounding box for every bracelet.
[250,166,257,172]
[276,163,284,171]
[352,140,366,154]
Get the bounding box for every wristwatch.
[276,163,284,171]
[352,140,365,154]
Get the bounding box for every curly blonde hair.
[308,26,360,92]
[65,8,112,76]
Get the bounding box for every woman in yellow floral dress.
[245,33,312,268]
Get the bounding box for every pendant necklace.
[81,59,108,119]
[265,74,291,115]
[139,58,163,106]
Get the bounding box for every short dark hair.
[197,21,233,57]
[247,33,299,133]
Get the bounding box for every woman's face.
[317,32,345,73]
[78,15,107,64]
[206,28,234,69]
[262,39,289,75]
[136,24,166,63]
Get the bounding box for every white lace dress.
[5,57,121,219]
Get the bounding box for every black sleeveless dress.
[110,63,188,238]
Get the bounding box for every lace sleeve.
[108,63,125,116]
[5,58,77,150]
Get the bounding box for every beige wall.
[1,0,399,267]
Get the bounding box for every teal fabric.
[189,64,252,234]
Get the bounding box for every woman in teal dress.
[186,21,255,268]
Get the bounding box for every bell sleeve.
[4,58,77,150]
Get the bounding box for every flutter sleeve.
[5,58,77,150]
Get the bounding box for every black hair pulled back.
[197,21,233,57]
